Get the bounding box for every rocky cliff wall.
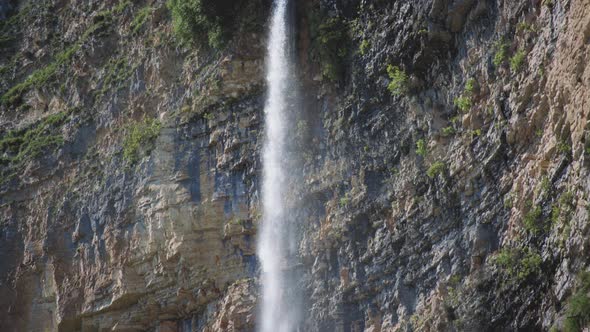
[1,0,590,331]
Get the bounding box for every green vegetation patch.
[416,139,427,157]
[538,176,551,196]
[558,140,572,154]
[453,78,476,112]
[465,78,476,95]
[551,192,575,247]
[359,39,370,56]
[1,6,115,105]
[517,22,537,33]
[552,192,575,223]
[523,205,542,234]
[564,271,590,332]
[339,194,350,208]
[131,6,153,34]
[81,9,113,41]
[316,16,349,82]
[123,118,162,164]
[1,44,79,105]
[454,96,472,112]
[442,126,456,137]
[0,111,68,168]
[493,247,542,282]
[387,65,408,96]
[167,0,244,49]
[114,0,132,14]
[427,161,446,178]
[96,57,136,98]
[510,49,526,72]
[493,39,509,67]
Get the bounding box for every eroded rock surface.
[1,0,590,331]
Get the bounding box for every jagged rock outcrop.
[1,0,590,331]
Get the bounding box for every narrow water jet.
[257,0,301,331]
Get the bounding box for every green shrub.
[339,196,349,207]
[564,272,590,332]
[519,249,542,281]
[552,192,576,247]
[315,16,348,82]
[494,248,516,274]
[123,118,162,164]
[452,79,476,113]
[416,139,427,157]
[386,65,408,96]
[561,192,575,207]
[167,0,240,49]
[523,206,542,234]
[494,247,542,282]
[564,293,590,332]
[207,25,224,49]
[538,176,551,195]
[454,96,472,112]
[551,204,561,224]
[578,271,590,292]
[552,192,575,224]
[339,193,350,208]
[442,126,456,137]
[493,40,509,67]
[465,78,476,95]
[359,39,370,55]
[427,161,446,178]
[510,49,526,72]
[470,129,482,138]
[558,140,572,154]
[517,22,537,33]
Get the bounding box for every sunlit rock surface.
[1,0,590,331]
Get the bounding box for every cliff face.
[1,0,590,331]
[0,1,267,330]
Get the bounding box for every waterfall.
[258,0,301,331]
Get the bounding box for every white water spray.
[258,0,300,331]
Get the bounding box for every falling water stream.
[257,0,301,331]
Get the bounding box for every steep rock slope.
[296,0,590,331]
[0,0,267,331]
[0,0,589,331]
